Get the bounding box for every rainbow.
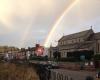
[19,20,34,48]
[44,0,79,47]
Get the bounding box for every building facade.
[58,29,100,58]
[48,46,58,58]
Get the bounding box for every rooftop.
[59,29,94,41]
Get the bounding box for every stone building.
[48,46,58,58]
[58,29,100,58]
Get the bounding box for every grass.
[0,62,39,80]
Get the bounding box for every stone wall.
[50,69,96,80]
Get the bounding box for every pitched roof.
[59,29,94,41]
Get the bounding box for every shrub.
[93,54,100,60]
[30,56,48,61]
[58,57,79,62]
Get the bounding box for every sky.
[0,0,100,48]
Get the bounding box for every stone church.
[48,28,100,59]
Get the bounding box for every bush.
[93,54,100,60]
[30,56,48,61]
[58,57,80,62]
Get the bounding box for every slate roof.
[59,29,94,41]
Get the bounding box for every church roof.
[59,29,94,41]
